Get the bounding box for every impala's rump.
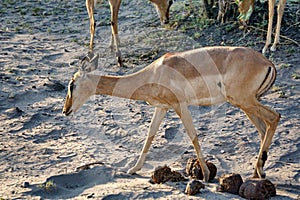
[256,66,276,98]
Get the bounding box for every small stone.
[239,178,276,199]
[185,180,205,195]
[150,165,186,184]
[8,92,15,99]
[87,193,95,198]
[164,127,177,140]
[218,173,243,194]
[151,165,171,184]
[22,181,30,188]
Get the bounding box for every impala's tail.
[257,64,277,98]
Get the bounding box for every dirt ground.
[0,0,299,199]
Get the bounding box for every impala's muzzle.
[62,106,72,116]
[62,94,73,116]
[162,18,169,24]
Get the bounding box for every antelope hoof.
[259,171,266,179]
[127,166,139,175]
[262,46,268,54]
[116,52,122,67]
[117,57,123,67]
[127,168,138,175]
[253,173,266,179]
[253,169,266,179]
[270,44,277,52]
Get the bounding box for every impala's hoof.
[252,170,266,179]
[117,57,123,67]
[262,47,267,54]
[127,167,138,175]
[127,169,135,175]
[270,44,277,52]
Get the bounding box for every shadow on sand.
[23,165,120,199]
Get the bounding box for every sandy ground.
[0,0,299,199]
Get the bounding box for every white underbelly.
[188,95,226,106]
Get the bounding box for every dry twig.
[247,25,300,47]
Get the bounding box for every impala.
[86,0,173,66]
[263,0,286,53]
[238,0,287,53]
[63,46,280,181]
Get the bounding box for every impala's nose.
[162,19,169,24]
[62,108,72,116]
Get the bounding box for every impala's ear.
[80,52,99,74]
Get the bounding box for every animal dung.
[185,180,205,196]
[186,158,217,181]
[150,165,186,184]
[239,178,276,199]
[218,173,243,194]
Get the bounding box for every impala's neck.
[94,75,119,96]
[91,73,147,101]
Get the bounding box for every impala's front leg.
[127,107,167,174]
[175,104,210,182]
[86,0,95,51]
[109,0,122,66]
[262,0,275,53]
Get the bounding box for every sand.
[0,0,299,199]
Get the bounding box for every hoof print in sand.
[217,173,243,194]
[186,158,217,181]
[185,179,205,196]
[239,178,276,199]
[150,165,185,184]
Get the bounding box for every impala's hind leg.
[86,0,95,51]
[241,100,280,178]
[271,0,287,51]
[109,0,122,66]
[127,107,167,174]
[245,113,266,143]
[244,112,268,177]
[174,104,210,182]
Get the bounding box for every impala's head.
[238,0,255,23]
[62,52,99,116]
[150,0,173,24]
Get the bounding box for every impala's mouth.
[63,109,73,116]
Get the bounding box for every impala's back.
[143,46,275,107]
